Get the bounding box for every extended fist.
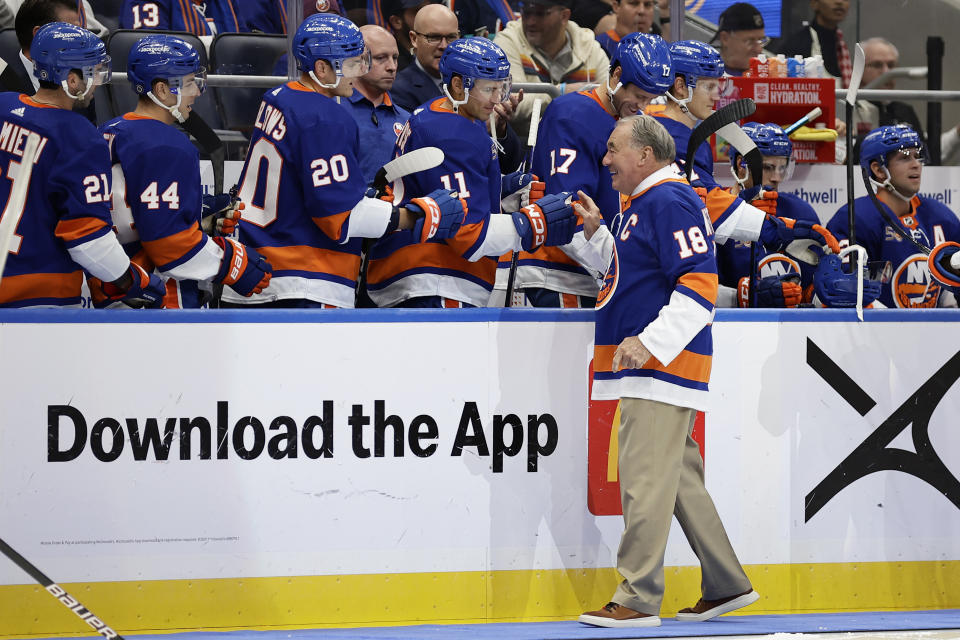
[511,191,576,251]
[408,188,467,242]
[759,215,841,255]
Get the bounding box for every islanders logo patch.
[596,248,619,308]
[891,254,940,308]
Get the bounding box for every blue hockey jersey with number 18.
[592,166,718,412]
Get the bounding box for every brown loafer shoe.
[675,589,760,621]
[578,601,661,628]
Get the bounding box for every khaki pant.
[613,397,751,615]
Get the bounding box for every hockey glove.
[214,237,273,296]
[814,253,882,308]
[740,186,778,216]
[201,194,244,236]
[759,215,841,255]
[501,171,546,211]
[407,188,467,242]
[511,191,576,251]
[97,263,166,309]
[928,241,960,288]
[738,273,803,308]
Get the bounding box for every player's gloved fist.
[737,273,803,308]
[928,241,960,287]
[741,186,778,216]
[407,188,467,242]
[500,171,545,211]
[759,215,841,255]
[511,191,576,251]
[814,253,882,308]
[98,262,165,309]
[214,237,272,296]
[201,194,244,236]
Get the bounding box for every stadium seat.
[89,0,123,33]
[105,29,247,157]
[210,33,288,133]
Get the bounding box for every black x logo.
[805,338,960,522]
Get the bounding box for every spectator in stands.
[852,37,924,142]
[1,0,80,96]
[776,0,851,87]
[3,1,105,34]
[377,0,440,71]
[390,3,456,111]
[494,0,609,139]
[595,0,659,60]
[243,0,346,34]
[343,25,410,185]
[710,2,766,77]
[120,0,245,35]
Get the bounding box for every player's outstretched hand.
[201,194,244,236]
[214,237,272,296]
[741,186,778,216]
[501,170,545,211]
[407,188,467,242]
[511,191,576,251]
[814,253,881,307]
[928,241,960,287]
[97,263,166,309]
[759,215,841,255]
[738,273,802,308]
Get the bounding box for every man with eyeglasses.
[826,124,960,309]
[381,0,440,71]
[392,4,525,172]
[710,2,767,77]
[342,25,411,186]
[367,37,577,308]
[494,0,609,140]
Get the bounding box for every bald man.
[342,24,411,186]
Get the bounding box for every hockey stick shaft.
[783,107,822,135]
[846,44,866,270]
[685,98,756,182]
[504,98,543,308]
[0,537,124,639]
[719,122,763,307]
[0,132,40,280]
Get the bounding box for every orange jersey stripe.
[594,344,712,384]
[140,225,205,268]
[257,245,361,281]
[677,272,719,303]
[368,241,496,286]
[311,210,350,243]
[55,217,109,243]
[0,271,82,304]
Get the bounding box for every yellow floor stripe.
[3,561,958,638]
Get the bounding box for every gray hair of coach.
[619,114,676,163]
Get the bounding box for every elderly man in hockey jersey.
[574,114,758,629]
[495,33,673,308]
[826,124,960,309]
[720,122,825,307]
[652,40,840,275]
[0,22,164,308]
[225,14,466,308]
[96,35,272,308]
[367,37,577,308]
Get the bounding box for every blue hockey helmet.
[128,35,205,96]
[610,33,673,96]
[31,22,111,99]
[668,40,724,89]
[730,122,794,188]
[859,124,925,171]
[292,14,369,86]
[439,38,512,108]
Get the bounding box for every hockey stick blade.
[783,107,823,135]
[861,166,930,255]
[846,44,866,106]
[0,132,40,279]
[372,147,445,195]
[0,537,125,639]
[718,122,762,188]
[685,98,756,182]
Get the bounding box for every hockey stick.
[845,43,866,271]
[685,98,756,182]
[783,106,823,136]
[0,537,124,639]
[0,132,40,280]
[719,122,763,308]
[504,97,543,308]
[356,147,447,306]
